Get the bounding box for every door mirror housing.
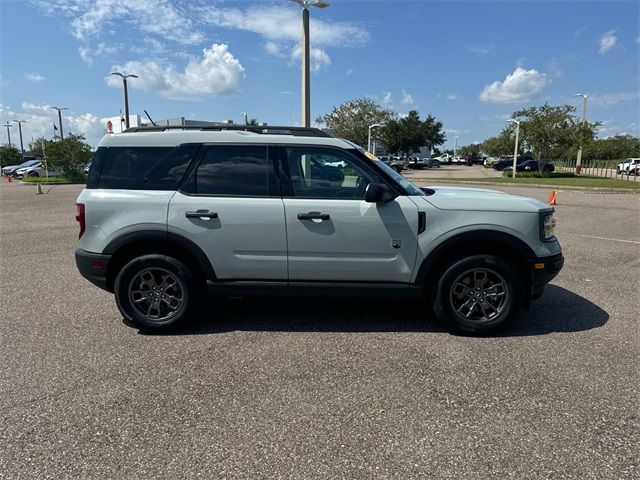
[364,183,397,203]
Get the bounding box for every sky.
[1,0,639,149]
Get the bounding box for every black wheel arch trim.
[102,230,216,281]
[415,230,537,286]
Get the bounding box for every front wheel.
[114,254,203,332]
[433,255,523,334]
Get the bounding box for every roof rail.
[123,124,333,138]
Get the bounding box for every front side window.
[285,146,381,199]
[190,145,271,196]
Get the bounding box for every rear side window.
[183,145,272,196]
[96,144,199,190]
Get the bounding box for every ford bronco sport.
[75,125,563,334]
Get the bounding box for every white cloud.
[382,92,393,107]
[467,44,495,56]
[1,102,105,147]
[636,36,640,44]
[290,46,331,72]
[589,91,640,107]
[105,43,245,100]
[401,90,414,105]
[446,93,457,101]
[200,5,368,48]
[25,73,46,82]
[479,67,550,104]
[599,30,618,55]
[346,69,353,76]
[264,41,282,57]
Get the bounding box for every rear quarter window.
[94,144,200,190]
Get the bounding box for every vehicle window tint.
[285,147,380,199]
[194,145,269,196]
[98,147,177,190]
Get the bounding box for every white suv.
[75,125,563,334]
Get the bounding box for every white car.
[616,158,640,175]
[451,156,468,165]
[13,161,62,178]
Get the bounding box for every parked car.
[492,156,531,171]
[75,124,563,335]
[378,156,405,173]
[407,157,427,170]
[503,160,554,173]
[1,159,41,176]
[423,158,441,168]
[483,157,500,167]
[13,161,63,178]
[468,155,486,165]
[434,154,452,164]
[451,156,467,165]
[616,158,640,174]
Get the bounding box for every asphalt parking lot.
[1,180,638,479]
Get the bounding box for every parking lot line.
[568,233,640,245]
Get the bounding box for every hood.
[419,186,549,213]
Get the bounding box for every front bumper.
[529,252,564,298]
[75,249,112,292]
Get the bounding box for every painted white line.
[569,234,640,245]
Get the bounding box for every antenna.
[144,110,157,126]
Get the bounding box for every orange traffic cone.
[7,175,12,183]
[548,190,557,205]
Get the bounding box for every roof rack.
[123,124,332,138]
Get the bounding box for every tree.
[44,134,93,174]
[581,135,640,161]
[316,97,395,148]
[512,103,599,172]
[458,144,481,157]
[0,144,22,167]
[28,137,50,159]
[482,127,517,157]
[379,111,446,158]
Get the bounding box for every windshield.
[373,160,425,196]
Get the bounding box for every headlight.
[541,211,556,241]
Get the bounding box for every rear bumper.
[530,252,564,298]
[75,249,112,292]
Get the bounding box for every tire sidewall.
[114,254,200,332]
[434,255,523,334]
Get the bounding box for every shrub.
[502,171,576,178]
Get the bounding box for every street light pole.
[12,120,27,157]
[51,106,68,140]
[3,121,12,148]
[507,119,521,179]
[368,123,383,153]
[111,72,138,129]
[290,0,330,127]
[575,93,587,174]
[454,136,458,156]
[241,112,248,126]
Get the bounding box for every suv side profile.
[76,125,563,335]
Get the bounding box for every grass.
[20,174,85,184]
[418,175,640,190]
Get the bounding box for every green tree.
[44,134,93,174]
[380,111,446,158]
[482,127,517,157]
[28,137,51,159]
[513,103,599,171]
[316,97,395,148]
[0,144,22,167]
[581,135,640,161]
[458,144,481,157]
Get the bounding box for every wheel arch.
[103,231,216,291]
[416,230,535,294]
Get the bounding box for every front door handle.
[185,209,218,219]
[297,212,330,221]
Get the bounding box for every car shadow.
[134,285,608,337]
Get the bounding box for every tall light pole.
[368,123,383,153]
[12,119,27,157]
[241,112,248,126]
[111,72,138,129]
[51,106,68,140]
[454,136,458,156]
[3,121,12,148]
[575,93,587,174]
[290,0,330,127]
[507,119,521,179]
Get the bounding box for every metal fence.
[554,158,638,181]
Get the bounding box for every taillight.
[76,203,86,238]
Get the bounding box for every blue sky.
[1,0,639,148]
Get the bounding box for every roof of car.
[98,128,354,149]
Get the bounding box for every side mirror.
[365,183,396,203]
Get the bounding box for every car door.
[167,144,287,280]
[280,145,419,283]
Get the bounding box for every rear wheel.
[433,254,523,334]
[114,254,203,332]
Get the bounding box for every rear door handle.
[297,212,330,221]
[185,209,218,219]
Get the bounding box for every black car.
[504,160,555,173]
[492,156,531,171]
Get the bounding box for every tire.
[433,254,523,334]
[114,254,203,332]
[392,165,402,173]
[28,172,39,177]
